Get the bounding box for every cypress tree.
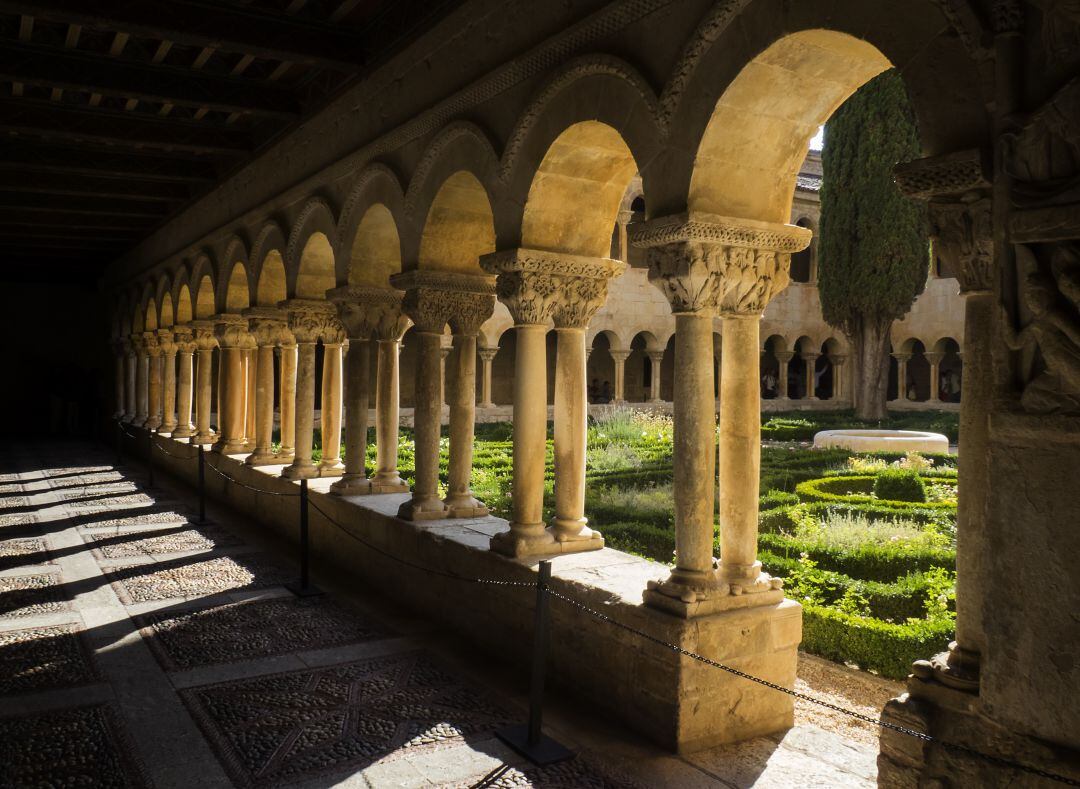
[818,69,929,420]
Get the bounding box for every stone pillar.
[617,209,631,262]
[803,352,820,400]
[158,329,178,434]
[830,353,848,401]
[243,347,257,449]
[124,340,137,422]
[172,326,196,439]
[145,332,163,430]
[893,352,912,401]
[191,321,218,444]
[281,300,336,480]
[631,213,809,615]
[478,347,497,408]
[318,329,346,476]
[647,350,664,402]
[133,334,149,427]
[925,351,944,403]
[610,349,630,403]
[278,340,297,462]
[439,343,452,409]
[371,299,410,493]
[481,248,623,557]
[112,340,127,419]
[245,309,288,465]
[212,314,253,455]
[550,258,625,546]
[776,350,793,399]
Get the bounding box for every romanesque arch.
[287,198,338,298]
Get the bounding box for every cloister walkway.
[1,439,891,788]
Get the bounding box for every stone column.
[478,347,497,408]
[371,299,410,493]
[893,352,912,401]
[278,340,297,462]
[481,248,623,557]
[124,340,137,422]
[631,213,808,614]
[212,314,253,455]
[803,352,820,400]
[648,350,664,402]
[112,340,127,419]
[894,152,993,691]
[550,257,625,546]
[158,329,178,434]
[281,300,336,480]
[145,332,163,430]
[925,351,944,403]
[439,343,452,410]
[318,324,346,477]
[245,309,288,465]
[830,353,848,401]
[243,347,257,449]
[172,326,196,438]
[133,334,149,427]
[776,350,793,399]
[191,321,218,444]
[610,349,630,403]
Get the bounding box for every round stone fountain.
[812,429,950,454]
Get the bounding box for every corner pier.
[142,428,801,753]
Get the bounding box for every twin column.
[479,249,625,557]
[630,214,810,616]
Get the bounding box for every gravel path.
[795,651,905,747]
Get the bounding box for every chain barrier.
[152,440,195,461]
[109,419,1078,785]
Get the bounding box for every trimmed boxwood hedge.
[758,531,954,582]
[795,475,955,511]
[758,501,947,535]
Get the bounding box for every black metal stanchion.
[146,430,155,488]
[197,445,207,524]
[115,420,123,467]
[496,560,574,765]
[287,478,322,597]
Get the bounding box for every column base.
[191,432,216,445]
[489,525,603,558]
[550,518,602,546]
[160,422,178,435]
[171,425,194,439]
[911,642,980,693]
[282,461,319,480]
[330,475,373,496]
[245,450,280,467]
[644,568,784,618]
[212,439,248,455]
[132,417,148,428]
[317,461,345,478]
[370,472,409,494]
[146,418,162,431]
[445,493,489,518]
[276,449,295,464]
[397,496,448,521]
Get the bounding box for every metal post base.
[495,724,574,766]
[285,581,324,598]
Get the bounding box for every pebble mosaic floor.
[0,437,881,788]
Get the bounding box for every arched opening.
[256,251,287,306]
[628,331,659,403]
[159,295,174,329]
[225,263,250,312]
[659,334,676,402]
[522,121,639,258]
[935,337,962,403]
[176,284,193,324]
[791,336,814,399]
[419,171,495,273]
[904,338,929,401]
[296,233,335,299]
[587,332,616,404]
[689,29,892,223]
[491,330,516,406]
[790,217,814,283]
[761,335,787,400]
[144,301,158,332]
[349,204,402,286]
[194,276,215,319]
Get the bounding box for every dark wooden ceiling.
[0,0,459,283]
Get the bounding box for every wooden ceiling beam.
[0,192,169,218]
[0,141,219,182]
[0,172,190,202]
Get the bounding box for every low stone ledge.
[148,431,801,753]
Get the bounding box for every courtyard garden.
[300,406,959,680]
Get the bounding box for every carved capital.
[213,313,256,350]
[172,325,196,354]
[156,328,177,356]
[478,347,498,362]
[142,331,161,357]
[389,270,497,335]
[190,320,218,351]
[647,350,664,363]
[775,350,794,364]
[280,299,342,344]
[325,285,399,340]
[480,248,625,327]
[631,214,808,316]
[924,352,945,365]
[243,306,290,347]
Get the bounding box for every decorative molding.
[894,150,990,200]
[629,212,811,253]
[403,121,498,216]
[250,220,288,269]
[930,199,994,294]
[280,299,342,344]
[190,320,219,351]
[285,197,337,269]
[335,163,404,251]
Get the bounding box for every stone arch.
[251,221,288,306]
[336,164,406,286]
[175,279,193,325]
[415,170,496,274]
[131,301,144,335]
[934,336,963,403]
[154,275,174,328]
[404,122,500,265]
[141,285,158,332]
[652,4,988,218]
[193,274,215,320]
[514,121,641,259]
[761,334,788,400]
[790,216,816,283]
[286,197,338,298]
[223,261,251,313]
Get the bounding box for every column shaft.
[135,351,149,426]
[718,316,764,586]
[649,352,663,402]
[213,347,247,454]
[283,343,317,478]
[146,351,163,430]
[175,350,194,438]
[194,349,215,443]
[372,339,407,492]
[479,349,495,409]
[805,355,818,400]
[551,327,596,543]
[247,344,277,464]
[613,352,627,403]
[331,339,372,493]
[398,331,446,519]
[113,352,125,418]
[445,332,486,516]
[279,344,297,460]
[244,348,257,447]
[319,342,344,474]
[161,350,177,432]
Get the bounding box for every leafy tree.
[818,69,929,420]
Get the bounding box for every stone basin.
[813,429,950,454]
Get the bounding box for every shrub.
[874,468,927,503]
[601,521,675,563]
[796,475,952,511]
[760,489,799,511]
[756,531,954,582]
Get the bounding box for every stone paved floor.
[0,439,884,788]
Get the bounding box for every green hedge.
[800,604,954,679]
[757,531,955,582]
[874,468,927,502]
[758,502,948,535]
[760,490,800,511]
[795,475,955,511]
[602,521,675,563]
